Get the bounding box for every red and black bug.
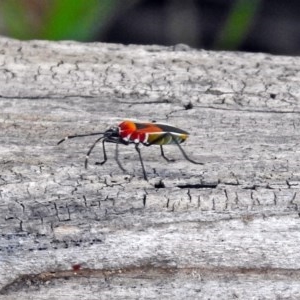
[58,120,202,180]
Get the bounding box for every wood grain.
[1,37,300,299]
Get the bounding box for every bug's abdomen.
[146,132,188,145]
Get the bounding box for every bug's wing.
[133,122,189,145]
[135,122,189,134]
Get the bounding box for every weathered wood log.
[1,36,300,299]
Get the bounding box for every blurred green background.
[0,0,299,55]
[0,0,122,41]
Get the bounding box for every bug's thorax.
[118,120,148,144]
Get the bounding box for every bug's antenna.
[57,132,105,145]
[85,136,105,169]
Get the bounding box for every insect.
[57,120,202,180]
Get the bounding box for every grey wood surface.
[1,36,300,299]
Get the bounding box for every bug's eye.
[107,126,117,132]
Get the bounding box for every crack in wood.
[177,183,218,189]
[2,265,300,295]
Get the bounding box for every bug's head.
[104,126,119,138]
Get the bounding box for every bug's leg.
[160,145,175,162]
[134,144,148,181]
[144,133,175,162]
[95,139,108,166]
[168,133,203,165]
[146,133,203,165]
[114,141,126,173]
[85,137,104,169]
[57,132,105,145]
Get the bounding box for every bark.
[1,37,300,299]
